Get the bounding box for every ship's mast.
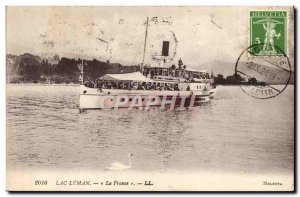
[142,17,149,67]
[80,59,84,84]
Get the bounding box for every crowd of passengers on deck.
[142,66,210,82]
[84,80,183,91]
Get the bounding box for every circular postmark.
[235,43,291,99]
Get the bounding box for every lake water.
[6,85,294,175]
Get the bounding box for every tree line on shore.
[6,53,294,85]
[6,53,139,84]
[213,73,263,85]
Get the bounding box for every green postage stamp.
[250,11,287,56]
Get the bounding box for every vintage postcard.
[6,6,295,191]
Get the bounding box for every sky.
[6,6,294,75]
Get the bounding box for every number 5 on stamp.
[250,11,287,56]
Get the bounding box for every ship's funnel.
[162,41,169,56]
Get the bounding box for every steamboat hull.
[79,85,210,110]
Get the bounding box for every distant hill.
[195,59,294,83]
[237,61,294,85]
[7,53,42,83]
[196,59,294,85]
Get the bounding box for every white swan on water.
[105,153,133,171]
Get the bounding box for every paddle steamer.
[79,17,216,111]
